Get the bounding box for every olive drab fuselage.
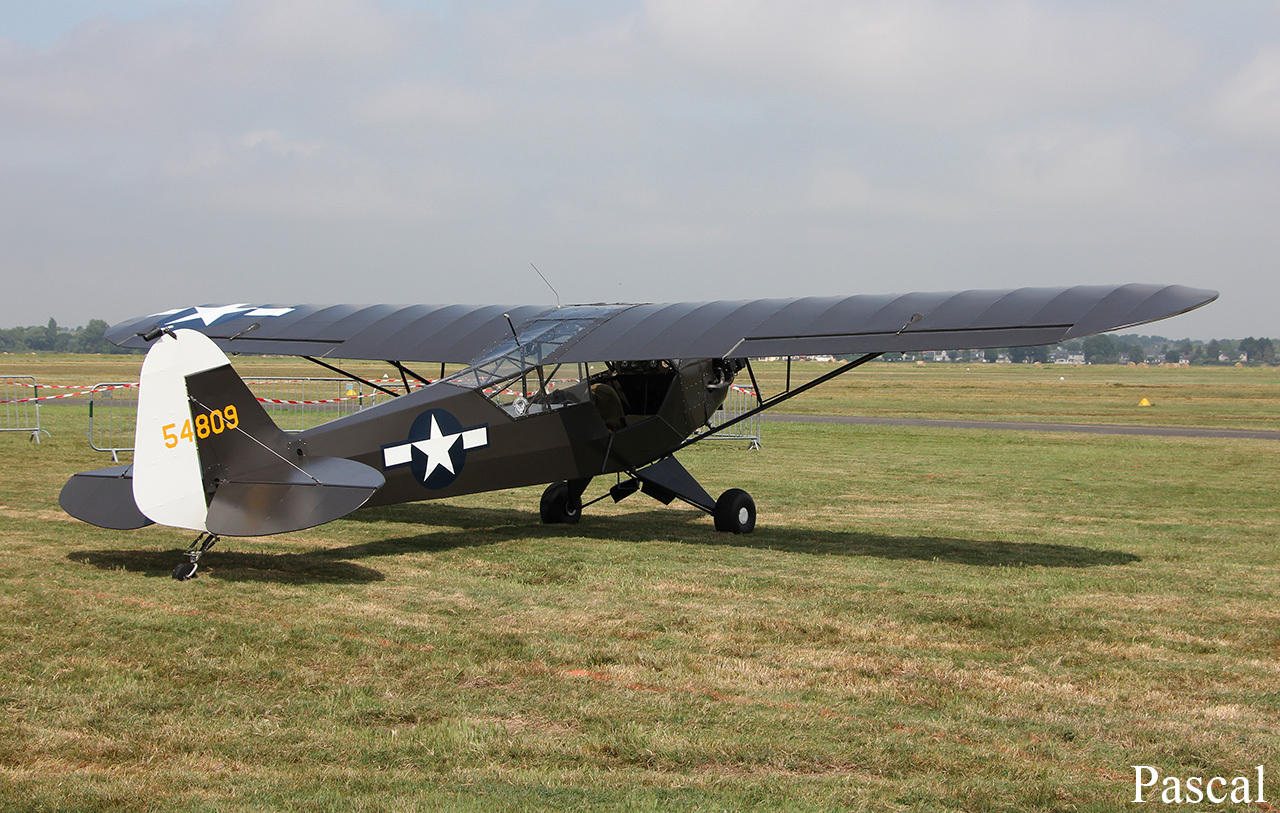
[299,359,736,507]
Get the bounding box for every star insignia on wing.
[151,305,295,328]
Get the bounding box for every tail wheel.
[714,488,756,534]
[540,481,582,524]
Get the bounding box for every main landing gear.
[539,458,757,534]
[540,480,584,524]
[172,532,219,581]
[713,488,755,534]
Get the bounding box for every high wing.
[106,284,1217,364]
[106,303,555,364]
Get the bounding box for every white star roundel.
[151,305,295,328]
[382,409,489,489]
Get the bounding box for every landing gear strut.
[544,458,758,534]
[172,532,218,580]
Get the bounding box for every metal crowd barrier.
[708,386,762,449]
[1,376,50,443]
[88,383,138,462]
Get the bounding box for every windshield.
[444,307,623,392]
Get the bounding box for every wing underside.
[106,284,1216,365]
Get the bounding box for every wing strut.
[743,359,765,408]
[390,360,433,394]
[676,352,883,453]
[302,356,402,397]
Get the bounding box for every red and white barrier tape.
[4,377,757,404]
[26,384,140,391]
[0,382,139,404]
[255,395,365,405]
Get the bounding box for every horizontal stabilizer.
[59,466,154,530]
[205,456,384,537]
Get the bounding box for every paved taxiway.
[763,414,1280,441]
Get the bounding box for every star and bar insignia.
[382,409,489,489]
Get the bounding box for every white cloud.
[0,17,176,127]
[163,129,323,178]
[362,80,495,127]
[161,133,235,176]
[1211,47,1280,141]
[643,0,1198,125]
[0,0,418,138]
[236,128,322,157]
[220,0,413,69]
[983,123,1151,207]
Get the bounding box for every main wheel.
[540,481,582,524]
[714,488,756,534]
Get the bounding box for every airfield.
[2,356,1279,811]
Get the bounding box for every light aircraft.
[59,284,1216,579]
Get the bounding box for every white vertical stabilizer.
[132,329,230,531]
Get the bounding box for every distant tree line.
[869,333,1277,366]
[0,318,138,354]
[1079,334,1275,365]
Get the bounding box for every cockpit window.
[442,305,633,412]
[443,317,599,392]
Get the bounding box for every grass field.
[2,357,1279,811]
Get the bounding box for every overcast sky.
[2,1,1277,339]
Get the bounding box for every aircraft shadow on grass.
[68,502,1138,585]
[66,547,388,585]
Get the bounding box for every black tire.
[714,488,756,534]
[539,481,582,524]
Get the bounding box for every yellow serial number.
[162,405,239,448]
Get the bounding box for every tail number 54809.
[162,405,240,448]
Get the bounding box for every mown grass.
[2,358,1279,811]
